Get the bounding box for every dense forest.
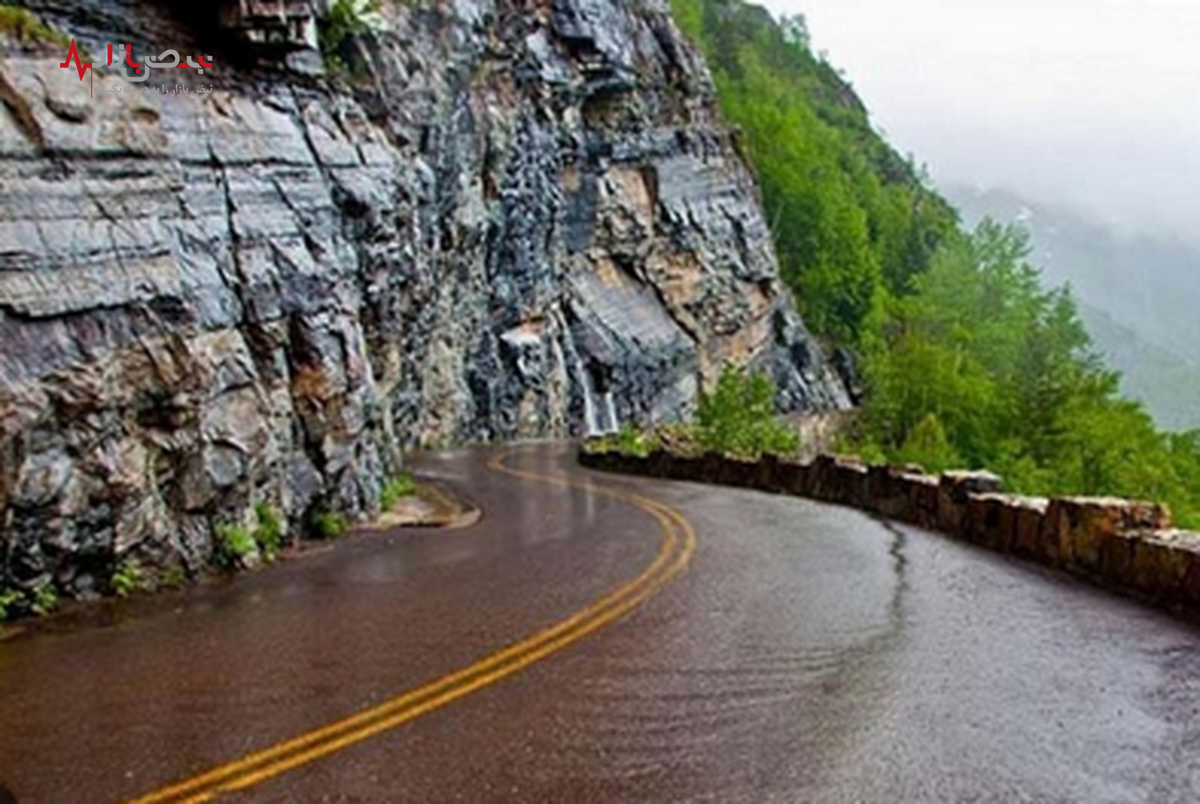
[669,0,1200,527]
[952,185,1200,431]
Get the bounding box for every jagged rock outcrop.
[0,0,849,596]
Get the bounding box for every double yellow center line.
[123,448,697,803]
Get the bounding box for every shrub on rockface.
[214,524,258,570]
[311,511,349,540]
[695,365,802,458]
[0,5,70,49]
[254,503,285,560]
[584,367,800,459]
[111,560,143,598]
[317,0,385,73]
[0,587,22,622]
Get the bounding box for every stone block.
[964,494,1007,549]
[1048,497,1173,576]
[937,471,1001,535]
[942,470,1004,496]
[699,453,725,484]
[672,455,706,483]
[1100,529,1140,588]
[758,454,787,494]
[780,462,813,498]
[1127,530,1199,602]
[1176,543,1200,609]
[808,455,840,503]
[868,465,905,519]
[840,461,871,509]
[906,474,941,529]
[1002,497,1047,559]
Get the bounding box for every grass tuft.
[0,6,70,48]
[311,511,349,540]
[214,524,257,569]
[380,472,417,510]
[111,561,143,598]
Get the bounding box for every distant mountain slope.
[1076,303,1200,431]
[951,186,1200,363]
[951,186,1200,431]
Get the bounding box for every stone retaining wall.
[580,449,1200,615]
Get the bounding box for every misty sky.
[757,0,1200,243]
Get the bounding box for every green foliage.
[589,425,678,457]
[0,587,21,622]
[895,413,961,474]
[162,565,188,589]
[0,5,70,48]
[318,0,383,73]
[380,473,417,510]
[696,365,802,458]
[589,371,797,459]
[213,506,285,570]
[592,425,661,457]
[668,0,1200,525]
[311,511,349,540]
[214,524,258,569]
[111,561,143,598]
[613,425,661,458]
[30,582,58,617]
[846,221,1200,526]
[0,584,59,620]
[254,502,285,560]
[668,0,958,349]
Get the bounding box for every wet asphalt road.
[2,444,1200,803]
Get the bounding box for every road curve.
[2,444,1200,802]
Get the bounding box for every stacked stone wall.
[580,449,1200,613]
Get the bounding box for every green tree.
[696,365,802,457]
[896,413,962,473]
[668,0,1200,526]
[670,0,958,350]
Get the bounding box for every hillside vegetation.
[670,0,1200,527]
[1076,303,1200,432]
[670,0,959,349]
[952,185,1200,431]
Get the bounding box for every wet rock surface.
[0,0,849,593]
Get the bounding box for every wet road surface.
[2,444,1200,802]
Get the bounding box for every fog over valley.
[760,0,1200,246]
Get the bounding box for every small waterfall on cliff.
[578,358,619,437]
[600,387,618,434]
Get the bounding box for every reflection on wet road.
[2,444,1199,802]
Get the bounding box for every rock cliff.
[0,0,849,596]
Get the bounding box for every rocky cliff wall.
[0,0,849,597]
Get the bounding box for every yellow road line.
[122,446,697,803]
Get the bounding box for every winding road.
[2,444,1200,802]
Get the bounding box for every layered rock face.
[0,0,849,595]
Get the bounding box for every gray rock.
[0,0,849,593]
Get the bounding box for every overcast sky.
[756,0,1200,243]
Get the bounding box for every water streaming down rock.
[579,359,619,438]
[0,0,850,592]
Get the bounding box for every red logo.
[59,38,93,96]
